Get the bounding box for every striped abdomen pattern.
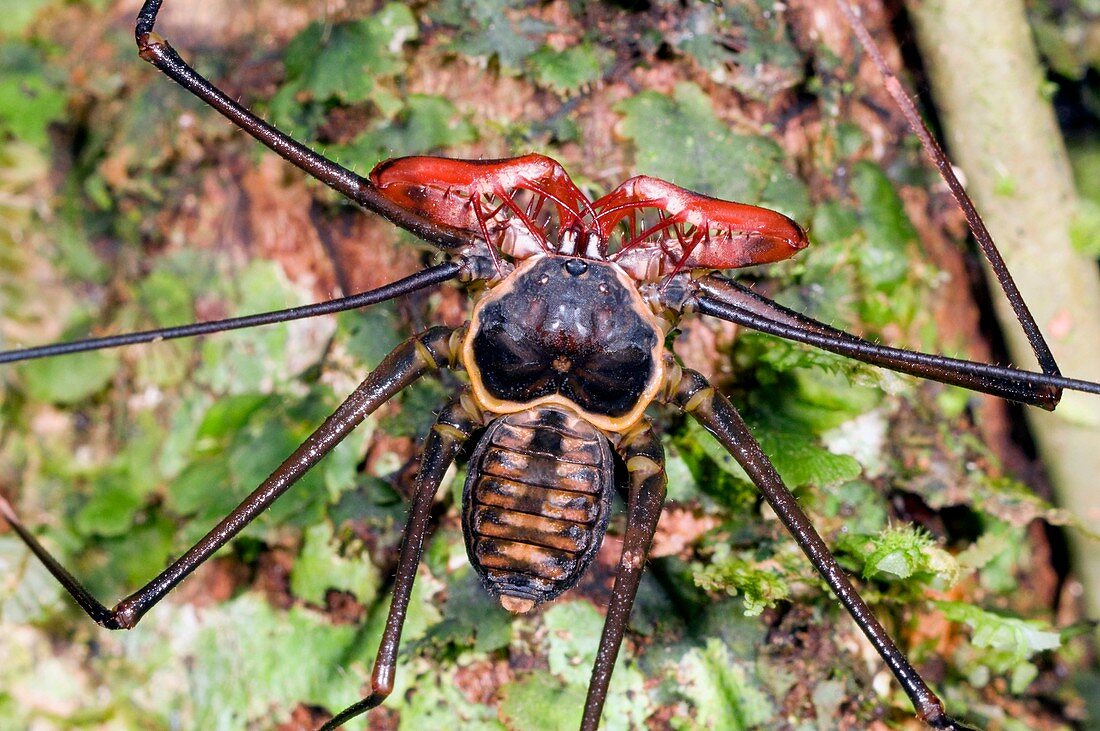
[462,406,614,612]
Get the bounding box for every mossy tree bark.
[906,0,1100,615]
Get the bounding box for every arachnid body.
[1,2,1098,730]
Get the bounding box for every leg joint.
[417,326,461,370]
[669,368,712,413]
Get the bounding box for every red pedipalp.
[594,175,808,272]
[372,156,808,281]
[370,154,592,249]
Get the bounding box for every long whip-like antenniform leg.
[687,275,1100,405]
[133,0,474,251]
[670,369,978,731]
[0,327,456,630]
[579,421,667,731]
[834,0,1059,382]
[319,397,478,730]
[0,261,465,364]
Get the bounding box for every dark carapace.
[459,254,666,612]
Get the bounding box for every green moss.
[528,43,612,95]
[616,82,811,220]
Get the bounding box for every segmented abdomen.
[462,407,614,612]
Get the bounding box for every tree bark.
[906,0,1100,615]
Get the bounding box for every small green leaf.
[677,420,753,502]
[499,670,585,731]
[543,601,606,685]
[835,524,959,587]
[818,480,889,535]
[195,394,272,442]
[674,638,774,730]
[227,414,328,530]
[19,348,119,405]
[852,162,917,285]
[748,412,863,489]
[196,262,324,392]
[74,480,143,538]
[282,4,418,105]
[0,43,66,147]
[937,600,1063,694]
[692,544,791,616]
[290,522,380,606]
[849,161,922,328]
[527,43,611,94]
[0,536,65,622]
[534,601,651,729]
[422,565,512,654]
[1069,197,1100,256]
[166,458,231,516]
[97,513,175,589]
[434,0,549,71]
[941,603,1063,655]
[340,94,477,169]
[953,522,1043,595]
[338,304,404,370]
[187,595,364,724]
[674,4,803,101]
[380,378,449,438]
